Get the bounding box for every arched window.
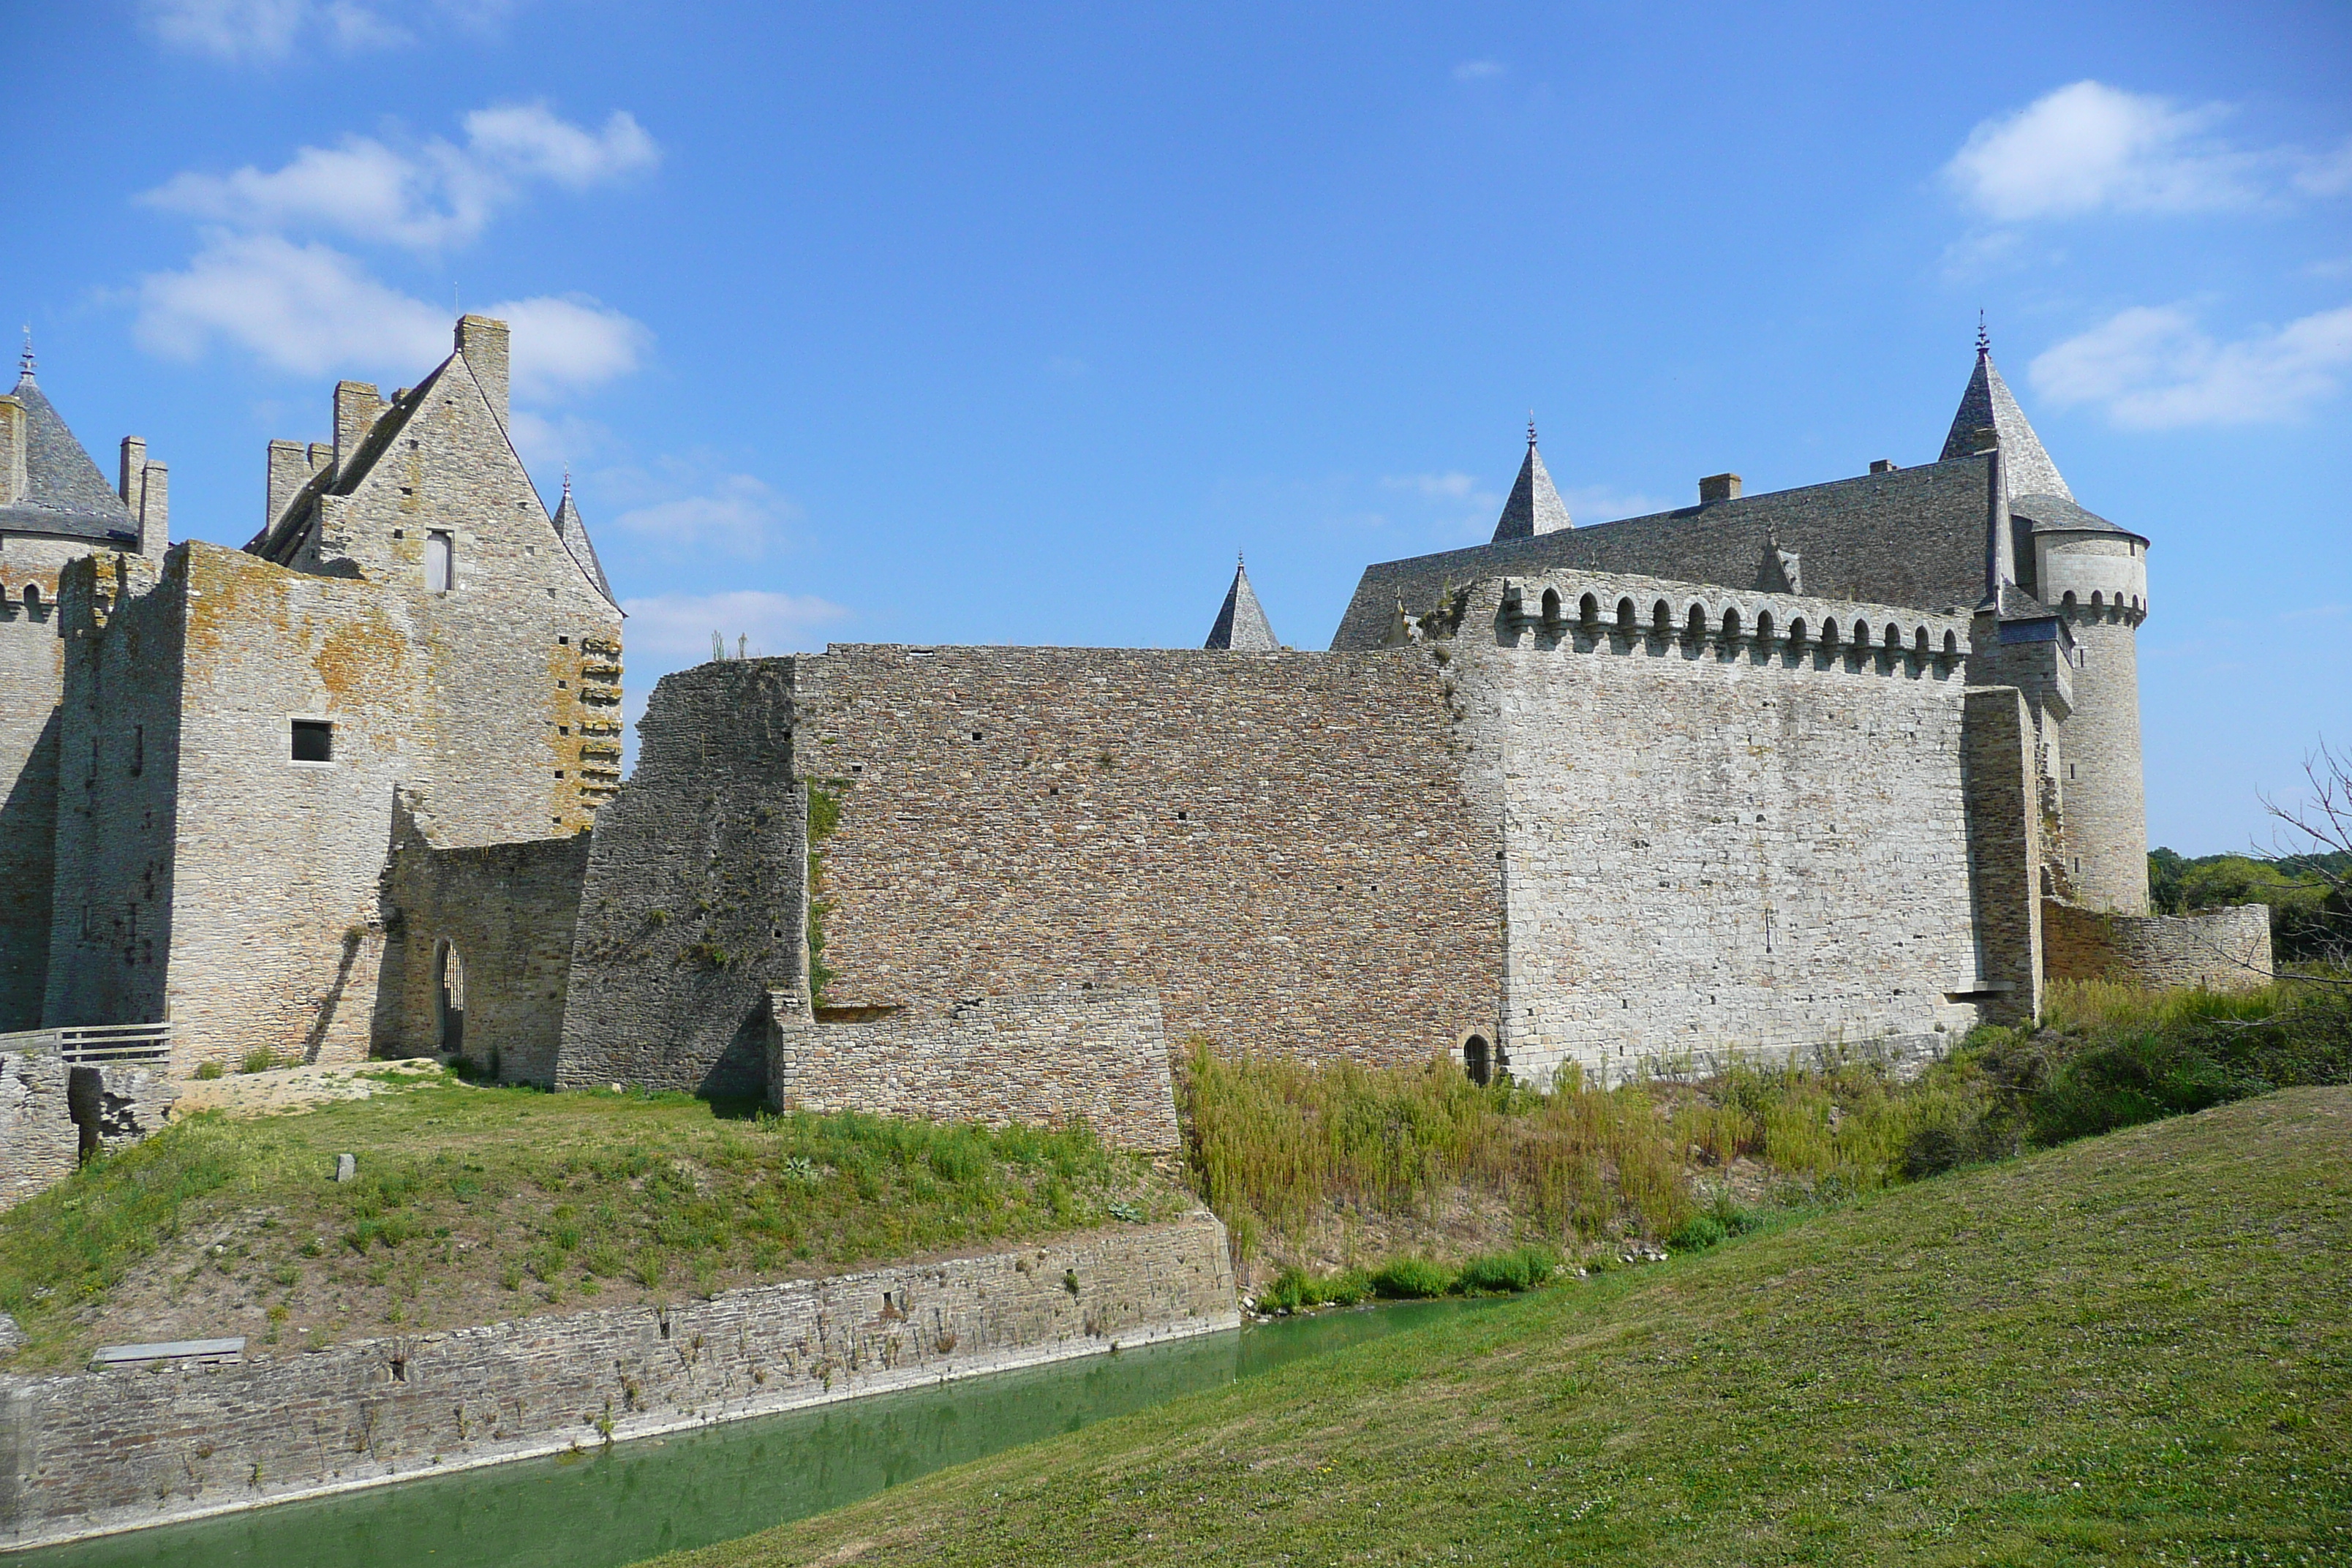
[1754,610,1775,644]
[1540,587,1561,625]
[1883,623,1902,652]
[1818,619,1839,651]
[1721,607,1742,641]
[2061,591,2077,613]
[426,530,455,594]
[1913,626,1930,657]
[24,584,43,620]
[1578,592,1599,628]
[1616,598,1637,633]
[1463,1035,1492,1088]
[1942,628,1959,656]
[1651,600,1673,636]
[1852,619,1872,648]
[1685,603,1708,644]
[1787,617,1807,646]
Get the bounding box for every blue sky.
[10,1,2348,854]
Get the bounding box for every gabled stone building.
[0,318,621,1072]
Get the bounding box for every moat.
[12,1297,1503,1568]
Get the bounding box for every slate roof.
[2010,490,2133,538]
[1205,557,1279,650]
[1333,457,1996,649]
[1940,350,2071,502]
[0,370,137,543]
[1490,429,1572,540]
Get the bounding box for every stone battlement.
[1488,568,1974,671]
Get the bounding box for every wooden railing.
[0,1022,173,1066]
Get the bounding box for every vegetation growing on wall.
[804,780,845,1003]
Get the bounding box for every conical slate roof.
[551,477,616,605]
[1490,424,1572,541]
[1940,347,2072,503]
[1205,556,1279,650]
[0,364,137,540]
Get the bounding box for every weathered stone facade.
[767,986,1183,1150]
[7,319,619,1074]
[2042,900,2272,992]
[0,1213,1236,1548]
[0,1047,176,1208]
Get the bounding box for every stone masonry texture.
[0,1213,1236,1548]
[767,986,1182,1150]
[2041,900,2272,991]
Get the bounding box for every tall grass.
[1178,1040,1959,1261]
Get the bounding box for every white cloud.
[133,232,649,398]
[618,590,851,663]
[1387,471,1485,501]
[1452,60,1505,82]
[1945,82,2264,221]
[132,231,448,374]
[143,106,657,252]
[612,473,798,558]
[2296,137,2352,198]
[508,410,612,469]
[143,0,521,61]
[484,295,650,399]
[2029,302,2352,427]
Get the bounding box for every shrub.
[1665,1214,1728,1253]
[1368,1257,1454,1299]
[238,1048,279,1075]
[1455,1244,1559,1293]
[1254,1265,1371,1314]
[194,1061,224,1081]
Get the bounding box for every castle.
[0,317,2272,1121]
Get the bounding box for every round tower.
[2032,519,2150,913]
[1942,336,2152,915]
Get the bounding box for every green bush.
[1665,1215,1728,1252]
[238,1048,279,1075]
[1254,1265,1371,1313]
[1454,1244,1559,1292]
[1368,1256,1455,1299]
[193,1061,224,1081]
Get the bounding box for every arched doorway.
[434,939,466,1055]
[1462,1033,1492,1088]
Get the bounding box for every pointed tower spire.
[550,472,616,604]
[1491,418,1573,540]
[18,327,34,383]
[1940,325,2071,502]
[1205,553,1280,650]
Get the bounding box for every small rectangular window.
[425,529,454,592]
[130,725,144,777]
[291,719,333,763]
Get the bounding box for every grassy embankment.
[0,1069,1185,1369]
[1184,978,2352,1300]
[654,1085,2352,1567]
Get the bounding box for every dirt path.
[169,1058,445,1119]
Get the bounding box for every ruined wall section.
[0,589,63,1030]
[46,544,420,1068]
[375,799,589,1085]
[0,1052,75,1210]
[1450,570,1989,1084]
[767,987,1181,1150]
[0,1214,1236,1549]
[788,645,1502,1068]
[2043,900,2270,992]
[555,660,804,1098]
[41,553,181,1036]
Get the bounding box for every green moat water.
[16,1297,1503,1568]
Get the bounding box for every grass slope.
[655,1088,2352,1567]
[0,1071,1180,1370]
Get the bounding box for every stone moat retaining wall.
[0,1211,1235,1549]
[2042,899,2273,992]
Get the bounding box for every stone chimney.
[121,439,169,559]
[266,440,312,532]
[1699,472,1742,505]
[0,394,23,505]
[1869,459,1898,475]
[455,314,510,429]
[335,382,387,474]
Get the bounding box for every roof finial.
[1527,411,1538,448]
[562,466,573,502]
[1976,310,1989,358]
[18,326,34,380]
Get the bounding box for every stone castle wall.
[1448,570,2011,1082]
[0,1213,1236,1549]
[375,803,590,1084]
[0,600,63,1031]
[767,987,1182,1151]
[2042,899,2272,992]
[0,1049,177,1210]
[785,644,1504,1069]
[555,660,804,1098]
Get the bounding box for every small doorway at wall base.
[434,939,466,1056]
[1462,1034,1492,1088]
